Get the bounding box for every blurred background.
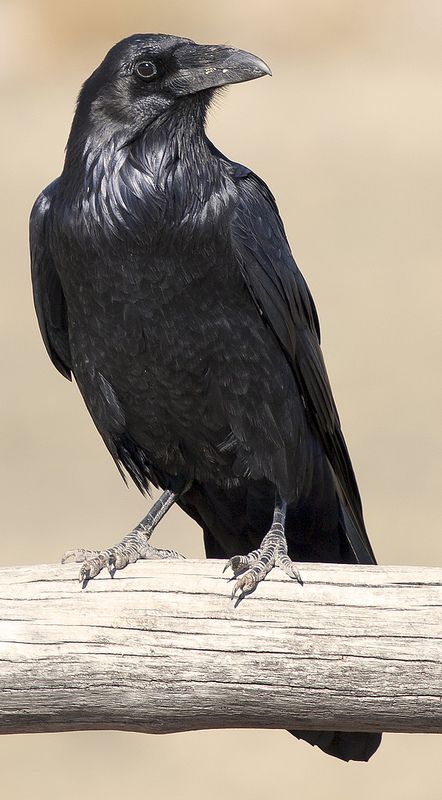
[0,0,441,797]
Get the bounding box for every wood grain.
[0,560,441,735]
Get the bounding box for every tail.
[288,495,382,760]
[179,481,382,762]
[289,729,382,762]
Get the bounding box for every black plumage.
[30,34,381,761]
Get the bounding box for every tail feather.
[179,480,382,762]
[289,730,382,762]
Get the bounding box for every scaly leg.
[225,495,302,601]
[62,490,183,583]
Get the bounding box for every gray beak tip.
[248,55,272,78]
[261,62,272,78]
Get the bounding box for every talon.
[105,551,117,571]
[62,491,181,585]
[231,582,244,602]
[62,496,183,584]
[105,552,116,576]
[227,554,256,576]
[231,570,259,601]
[114,552,129,570]
[79,557,103,583]
[276,554,303,584]
[225,496,304,601]
[62,548,82,564]
[288,564,303,584]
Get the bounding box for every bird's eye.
[134,61,157,80]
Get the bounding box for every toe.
[227,555,249,574]
[276,554,303,584]
[79,562,91,583]
[103,551,118,576]
[231,569,259,601]
[112,550,130,570]
[62,548,98,564]
[79,556,103,583]
[224,549,261,576]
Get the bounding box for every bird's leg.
[226,494,302,601]
[62,490,183,583]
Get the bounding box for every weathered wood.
[0,560,441,736]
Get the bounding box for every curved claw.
[223,555,246,576]
[62,534,186,587]
[231,570,260,602]
[230,555,250,575]
[224,552,261,577]
[79,557,103,583]
[225,529,303,602]
[111,551,127,570]
[276,554,303,584]
[105,552,116,575]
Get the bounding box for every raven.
[30,34,381,761]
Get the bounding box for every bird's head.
[74,33,271,144]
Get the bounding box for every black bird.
[30,34,381,761]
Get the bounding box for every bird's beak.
[170,43,272,96]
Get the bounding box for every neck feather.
[61,96,230,241]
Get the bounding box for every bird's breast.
[55,136,235,254]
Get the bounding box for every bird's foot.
[62,529,184,585]
[226,524,302,602]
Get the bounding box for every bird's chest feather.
[54,163,240,357]
[51,140,259,431]
[55,131,234,254]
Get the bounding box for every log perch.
[0,560,441,736]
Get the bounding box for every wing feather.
[230,166,375,563]
[30,181,72,380]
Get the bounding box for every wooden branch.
[0,560,441,736]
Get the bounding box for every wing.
[30,181,72,380]
[229,165,375,563]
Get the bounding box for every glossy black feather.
[30,183,72,380]
[30,34,381,761]
[228,166,375,563]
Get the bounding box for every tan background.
[1,1,441,797]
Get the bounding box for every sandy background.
[1,1,441,797]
